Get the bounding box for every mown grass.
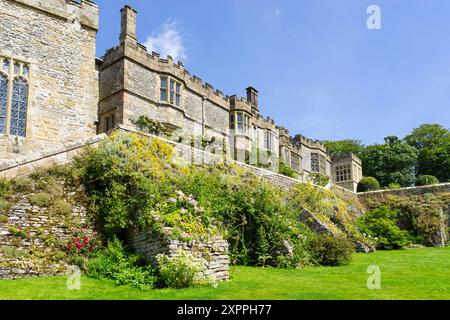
[0,248,449,300]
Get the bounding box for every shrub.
[357,206,410,250]
[64,228,100,258]
[51,199,72,215]
[178,166,315,268]
[278,161,299,179]
[309,173,330,187]
[86,237,156,290]
[0,215,8,223]
[10,177,34,193]
[156,250,204,288]
[133,115,168,136]
[0,198,9,213]
[357,177,380,192]
[310,234,354,266]
[416,175,439,186]
[29,192,51,207]
[0,178,11,197]
[387,182,401,190]
[7,225,27,238]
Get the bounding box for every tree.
[360,136,418,187]
[404,124,450,182]
[322,139,364,158]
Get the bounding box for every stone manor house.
[0,0,363,192]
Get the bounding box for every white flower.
[169,197,177,203]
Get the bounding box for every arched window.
[0,74,8,134]
[10,77,28,137]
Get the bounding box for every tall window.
[105,113,116,131]
[335,164,352,182]
[10,78,28,137]
[283,148,291,165]
[311,153,326,174]
[291,154,301,172]
[311,153,319,172]
[160,76,182,107]
[233,111,250,134]
[0,56,29,137]
[0,74,7,134]
[264,130,273,150]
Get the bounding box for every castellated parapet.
[0,2,362,193]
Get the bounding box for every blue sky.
[95,0,450,145]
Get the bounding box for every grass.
[0,247,449,300]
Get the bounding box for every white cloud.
[264,9,282,20]
[144,19,187,62]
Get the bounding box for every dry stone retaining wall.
[0,196,93,279]
[127,228,229,282]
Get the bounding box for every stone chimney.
[120,5,137,44]
[246,87,258,109]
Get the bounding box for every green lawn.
[1,247,449,300]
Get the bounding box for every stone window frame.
[311,153,319,172]
[291,153,301,172]
[102,108,117,133]
[335,164,352,182]
[264,129,273,151]
[0,56,31,138]
[283,147,291,166]
[232,111,251,135]
[311,152,326,175]
[160,75,182,108]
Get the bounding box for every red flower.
[76,243,83,249]
[68,243,73,249]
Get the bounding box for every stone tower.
[0,0,99,164]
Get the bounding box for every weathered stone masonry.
[0,0,99,164]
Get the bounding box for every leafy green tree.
[322,139,364,157]
[360,136,418,187]
[404,124,450,182]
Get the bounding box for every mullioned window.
[0,56,29,137]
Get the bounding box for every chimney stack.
[120,5,137,44]
[246,86,258,109]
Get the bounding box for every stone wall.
[0,134,106,178]
[358,183,450,198]
[127,228,229,282]
[0,0,99,162]
[359,184,450,247]
[0,196,94,279]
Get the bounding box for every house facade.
[0,1,363,192]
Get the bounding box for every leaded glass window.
[2,60,9,73]
[160,75,182,107]
[0,74,7,134]
[0,56,30,137]
[10,78,28,137]
[264,130,273,151]
[335,164,352,182]
[233,112,250,134]
[311,153,319,172]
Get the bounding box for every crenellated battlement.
[293,134,328,153]
[332,152,362,165]
[100,40,230,107]
[10,0,99,30]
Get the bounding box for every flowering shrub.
[78,132,218,242]
[64,228,101,258]
[157,250,204,288]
